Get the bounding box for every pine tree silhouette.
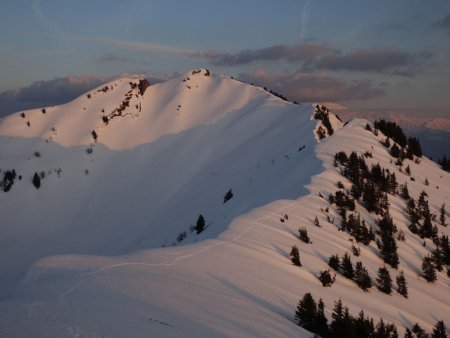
[354,261,372,291]
[341,252,354,279]
[294,293,317,331]
[194,214,205,234]
[290,245,301,266]
[376,266,392,294]
[32,172,41,189]
[431,320,447,338]
[422,255,437,282]
[396,270,408,298]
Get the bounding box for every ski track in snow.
[58,197,302,310]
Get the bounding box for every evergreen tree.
[396,270,408,298]
[431,320,447,338]
[194,214,205,234]
[298,227,310,243]
[405,165,411,175]
[223,189,233,203]
[355,310,375,338]
[432,246,444,272]
[420,208,434,239]
[354,261,372,291]
[328,254,340,271]
[342,307,357,338]
[91,129,98,141]
[407,136,422,157]
[422,254,437,282]
[390,144,401,158]
[373,319,398,338]
[381,230,400,269]
[437,155,450,172]
[330,299,346,338]
[315,299,329,337]
[294,293,317,332]
[412,323,429,338]
[377,266,393,294]
[400,183,410,200]
[290,245,301,266]
[439,234,450,265]
[32,172,41,189]
[403,328,414,338]
[440,204,447,227]
[341,252,354,279]
[314,216,320,227]
[378,213,399,268]
[319,269,335,287]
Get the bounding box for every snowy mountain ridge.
[0,70,449,337]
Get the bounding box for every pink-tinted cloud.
[196,44,425,76]
[192,43,333,66]
[238,70,385,102]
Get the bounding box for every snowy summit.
[0,69,449,337]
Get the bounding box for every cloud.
[98,53,131,64]
[238,70,384,102]
[73,36,195,56]
[192,43,333,66]
[0,76,108,116]
[314,49,419,75]
[193,43,423,76]
[434,13,450,28]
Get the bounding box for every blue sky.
[1,0,450,117]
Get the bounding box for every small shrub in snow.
[289,245,301,266]
[318,269,335,287]
[1,169,17,192]
[32,172,41,189]
[176,231,187,243]
[194,214,205,234]
[20,112,25,118]
[41,108,46,114]
[439,204,447,226]
[397,230,406,241]
[223,189,233,204]
[91,130,98,141]
[313,216,320,227]
[34,151,41,157]
[351,244,361,257]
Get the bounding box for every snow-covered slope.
[0,70,449,337]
